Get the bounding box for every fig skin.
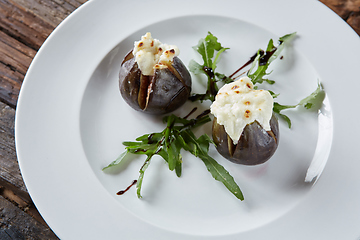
[212,113,279,165]
[119,51,191,115]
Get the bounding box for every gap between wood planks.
[0,177,47,227]
[0,0,88,109]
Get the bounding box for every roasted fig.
[212,114,279,165]
[210,76,279,165]
[119,32,191,115]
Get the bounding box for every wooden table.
[0,0,359,239]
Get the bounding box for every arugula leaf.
[103,109,243,200]
[248,32,296,85]
[189,32,230,102]
[137,154,152,198]
[194,32,222,68]
[102,151,129,171]
[273,102,297,128]
[180,131,244,200]
[273,82,325,128]
[298,82,326,109]
[189,32,296,103]
[189,59,205,75]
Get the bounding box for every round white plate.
[15,0,360,239]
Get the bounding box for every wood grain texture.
[0,0,87,107]
[0,0,54,50]
[320,0,360,35]
[320,0,360,18]
[0,195,58,239]
[347,10,360,34]
[0,1,87,238]
[0,0,53,108]
[12,0,87,28]
[0,30,34,108]
[0,102,25,191]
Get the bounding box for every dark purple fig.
[119,50,191,115]
[212,113,279,165]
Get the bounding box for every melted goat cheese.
[132,32,179,76]
[210,76,274,144]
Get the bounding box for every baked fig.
[210,76,279,165]
[119,32,191,115]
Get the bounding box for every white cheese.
[132,32,179,76]
[210,76,274,144]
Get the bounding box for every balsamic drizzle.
[228,52,258,79]
[117,180,137,195]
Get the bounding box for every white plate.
[15,0,360,239]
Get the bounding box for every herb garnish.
[247,32,296,85]
[189,32,297,96]
[189,32,324,128]
[273,82,325,128]
[188,32,232,102]
[103,109,244,200]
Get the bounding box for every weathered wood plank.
[0,68,21,109]
[0,195,58,240]
[0,176,54,229]
[11,0,87,28]
[320,0,360,19]
[0,1,86,238]
[0,40,32,76]
[0,104,59,237]
[0,102,25,191]
[0,0,55,51]
[347,11,360,34]
[0,0,87,107]
[0,100,59,236]
[0,30,36,108]
[0,31,36,60]
[320,0,360,35]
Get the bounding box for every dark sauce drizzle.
[147,133,155,144]
[183,107,198,119]
[259,49,276,66]
[228,52,259,79]
[196,109,211,119]
[117,180,137,195]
